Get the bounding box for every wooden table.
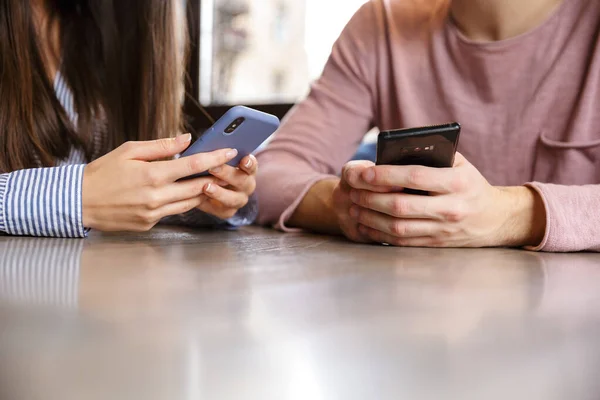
[1,227,599,400]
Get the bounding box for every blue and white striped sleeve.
[160,193,258,229]
[0,165,87,238]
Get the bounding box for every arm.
[527,183,600,252]
[287,179,342,235]
[0,165,87,238]
[255,2,379,232]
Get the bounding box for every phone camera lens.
[225,117,246,134]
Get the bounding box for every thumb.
[120,134,192,161]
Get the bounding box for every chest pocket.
[533,132,600,185]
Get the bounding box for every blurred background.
[186,0,368,125]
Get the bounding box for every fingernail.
[244,158,253,169]
[226,149,238,159]
[350,190,360,203]
[177,133,192,144]
[204,183,215,194]
[363,168,375,183]
[349,206,360,218]
[210,166,222,174]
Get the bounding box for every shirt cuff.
[0,165,87,238]
[523,183,550,251]
[524,182,600,252]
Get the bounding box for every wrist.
[288,178,342,234]
[497,186,547,248]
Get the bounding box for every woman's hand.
[203,154,258,220]
[343,153,546,248]
[82,134,240,232]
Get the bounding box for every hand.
[82,134,239,232]
[331,160,397,243]
[344,153,546,248]
[203,154,258,219]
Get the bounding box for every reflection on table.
[0,227,599,400]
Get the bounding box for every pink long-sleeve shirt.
[256,0,600,252]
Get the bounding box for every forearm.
[287,178,343,235]
[497,186,547,248]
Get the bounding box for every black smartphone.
[376,122,461,194]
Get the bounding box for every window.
[188,0,368,111]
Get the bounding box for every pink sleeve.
[526,183,600,252]
[255,2,379,230]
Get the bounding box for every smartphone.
[181,106,280,179]
[376,122,461,194]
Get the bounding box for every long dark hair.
[0,0,186,172]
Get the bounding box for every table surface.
[1,226,599,400]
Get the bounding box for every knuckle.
[451,175,468,193]
[144,192,162,210]
[158,138,173,153]
[391,221,408,237]
[407,167,425,187]
[443,205,466,223]
[392,238,408,247]
[144,168,162,187]
[187,156,203,173]
[135,208,159,225]
[218,151,231,166]
[391,198,411,217]
[359,191,371,207]
[119,141,136,156]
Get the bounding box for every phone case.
[376,122,461,168]
[181,106,280,178]
[376,122,461,195]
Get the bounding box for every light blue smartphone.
[181,106,280,179]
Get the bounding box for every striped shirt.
[0,73,257,238]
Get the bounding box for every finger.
[209,164,256,194]
[341,218,374,244]
[343,161,399,193]
[148,177,215,207]
[350,205,442,238]
[155,196,207,220]
[152,148,238,184]
[349,190,449,220]
[203,182,249,210]
[360,165,460,194]
[119,134,193,161]
[238,155,258,175]
[357,224,441,248]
